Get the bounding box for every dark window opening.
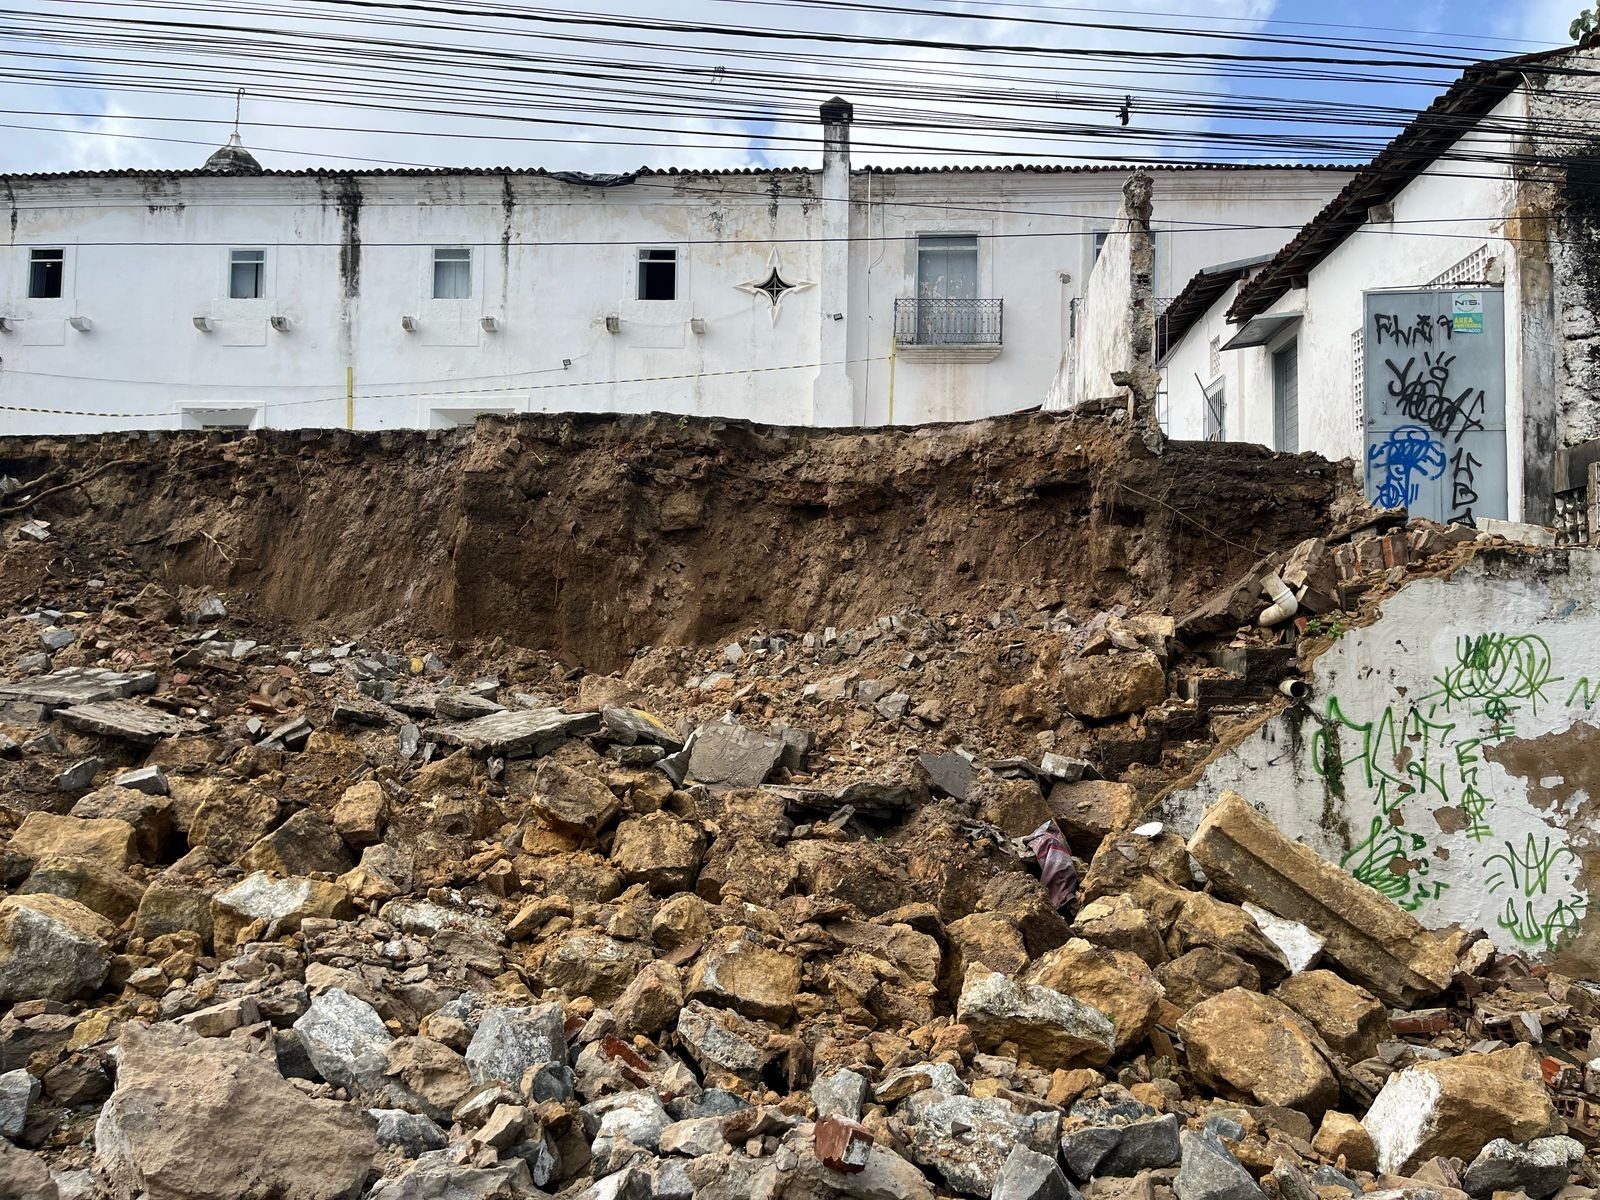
[638,248,677,300]
[29,248,64,299]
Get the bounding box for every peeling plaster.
[1162,549,1600,970]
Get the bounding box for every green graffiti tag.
[1307,631,1586,947]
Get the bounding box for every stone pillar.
[812,97,855,427]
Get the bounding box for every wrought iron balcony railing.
[894,298,1003,347]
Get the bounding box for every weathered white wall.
[1163,94,1527,499]
[1161,549,1600,968]
[0,160,1348,434]
[1160,279,1247,441]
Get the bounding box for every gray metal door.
[1362,288,1506,526]
[1273,341,1299,452]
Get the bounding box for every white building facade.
[0,103,1349,434]
[1160,45,1600,528]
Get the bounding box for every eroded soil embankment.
[0,412,1343,670]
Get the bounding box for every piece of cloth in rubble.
[1024,821,1078,910]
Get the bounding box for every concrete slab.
[429,708,599,757]
[56,700,205,745]
[0,668,159,711]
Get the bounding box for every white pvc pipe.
[1258,572,1300,626]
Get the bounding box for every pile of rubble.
[0,495,1592,1199]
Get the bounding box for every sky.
[0,0,1582,177]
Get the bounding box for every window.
[1091,231,1109,266]
[916,235,978,301]
[637,248,677,300]
[1273,340,1300,453]
[432,247,472,300]
[1203,378,1226,442]
[229,249,265,299]
[28,248,63,299]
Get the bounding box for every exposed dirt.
[0,412,1342,675]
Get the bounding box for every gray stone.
[113,766,168,796]
[0,668,158,710]
[0,896,113,1004]
[53,758,101,793]
[1174,1132,1266,1200]
[292,987,393,1095]
[0,1067,40,1140]
[1462,1136,1584,1199]
[257,715,313,751]
[379,899,504,943]
[956,968,1116,1070]
[585,1089,671,1174]
[1060,1125,1123,1180]
[658,1116,729,1157]
[56,701,204,745]
[811,1067,869,1121]
[363,1155,540,1200]
[906,1093,1058,1197]
[652,1157,695,1200]
[993,1144,1076,1200]
[430,708,599,757]
[918,749,975,800]
[368,1108,448,1157]
[0,1141,57,1199]
[1099,1115,1182,1177]
[194,596,228,622]
[675,1001,776,1081]
[39,627,77,652]
[602,707,684,751]
[434,692,505,720]
[465,1003,566,1091]
[686,720,784,786]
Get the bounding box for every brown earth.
[0,411,1342,674]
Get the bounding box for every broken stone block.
[369,1108,447,1158]
[1070,895,1165,964]
[1061,650,1166,720]
[294,987,392,1096]
[651,893,710,950]
[1187,793,1455,1006]
[1100,1114,1182,1177]
[1157,947,1260,1012]
[19,856,145,923]
[1461,1136,1583,1199]
[991,1143,1073,1200]
[814,1115,874,1174]
[0,667,158,710]
[239,809,353,877]
[210,872,352,949]
[1172,890,1287,975]
[1025,938,1162,1055]
[945,913,1031,990]
[611,812,706,893]
[528,760,621,838]
[1362,1046,1559,1174]
[57,699,205,744]
[918,749,975,800]
[331,781,386,848]
[70,787,172,863]
[972,775,1052,838]
[1174,1131,1265,1200]
[687,926,802,1022]
[465,1003,566,1091]
[906,1092,1059,1197]
[811,1068,869,1122]
[430,707,598,756]
[9,812,136,870]
[1272,970,1387,1063]
[0,1067,39,1140]
[956,967,1115,1070]
[94,1022,376,1200]
[188,785,281,863]
[135,877,214,946]
[1176,988,1338,1119]
[674,1001,777,1082]
[1047,780,1140,848]
[534,929,651,1003]
[114,766,169,796]
[382,1037,474,1120]
[614,962,684,1035]
[0,894,115,1004]
[1312,1111,1376,1173]
[54,756,101,792]
[602,706,684,751]
[686,719,784,787]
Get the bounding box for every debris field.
[0,413,1594,1200]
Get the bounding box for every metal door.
[1273,341,1299,452]
[1363,288,1506,526]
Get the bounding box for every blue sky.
[0,0,1580,176]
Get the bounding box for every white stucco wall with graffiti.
[1161,548,1600,968]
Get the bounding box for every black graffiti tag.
[1450,447,1481,527]
[1374,312,1454,347]
[1385,351,1486,444]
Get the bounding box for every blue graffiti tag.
[1368,425,1448,509]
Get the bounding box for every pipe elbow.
[1258,572,1299,626]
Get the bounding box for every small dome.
[203,132,263,175]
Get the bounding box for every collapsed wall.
[0,411,1341,673]
[1161,547,1600,974]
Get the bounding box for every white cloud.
[0,0,1293,174]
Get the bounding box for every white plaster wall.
[1161,550,1600,960]
[844,169,1349,426]
[0,164,1348,434]
[1211,93,1523,486]
[1071,219,1138,404]
[0,172,829,434]
[1161,280,1245,441]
